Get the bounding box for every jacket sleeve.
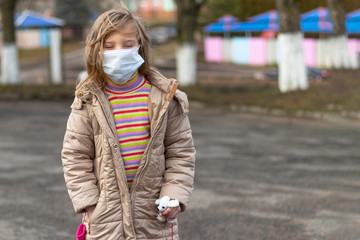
[161,90,196,212]
[61,98,99,214]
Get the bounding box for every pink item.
[76,214,86,240]
[303,38,316,67]
[171,223,174,240]
[261,31,276,39]
[76,223,86,240]
[348,38,359,54]
[249,38,267,65]
[204,37,223,62]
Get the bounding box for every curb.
[190,101,360,125]
[0,88,74,101]
[230,104,360,124]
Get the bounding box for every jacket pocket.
[89,190,107,222]
[87,179,107,225]
[84,198,106,237]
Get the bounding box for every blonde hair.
[78,7,151,90]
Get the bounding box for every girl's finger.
[167,207,180,219]
[159,207,171,217]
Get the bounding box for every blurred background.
[2,1,360,239]
[0,0,360,113]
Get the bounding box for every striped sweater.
[105,72,152,188]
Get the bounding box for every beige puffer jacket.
[61,68,195,240]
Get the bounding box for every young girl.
[61,7,195,240]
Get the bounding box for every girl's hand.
[159,206,181,222]
[85,205,96,219]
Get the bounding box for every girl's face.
[103,23,139,51]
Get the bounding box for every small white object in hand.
[155,196,179,223]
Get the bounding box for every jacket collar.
[145,67,179,135]
[75,67,178,102]
[74,67,179,138]
[145,67,178,98]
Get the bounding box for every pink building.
[128,0,176,22]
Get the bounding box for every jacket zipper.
[130,82,178,197]
[94,94,138,236]
[93,94,128,184]
[130,108,167,196]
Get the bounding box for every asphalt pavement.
[1,100,360,240]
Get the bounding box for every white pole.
[49,28,62,85]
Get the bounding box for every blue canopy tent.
[204,22,232,33]
[9,11,65,84]
[205,8,359,34]
[347,9,360,22]
[301,7,330,22]
[346,9,360,34]
[204,15,239,34]
[300,7,334,33]
[346,21,360,34]
[12,11,65,47]
[229,8,334,34]
[301,21,333,33]
[15,10,65,28]
[217,15,238,24]
[237,10,278,35]
[247,10,278,23]
[205,11,279,33]
[231,22,278,32]
[301,7,360,34]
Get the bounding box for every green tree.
[55,0,92,26]
[55,0,92,41]
[339,0,360,12]
[299,0,326,12]
[200,0,360,25]
[200,0,276,24]
[200,0,243,24]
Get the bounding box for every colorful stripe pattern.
[105,72,152,188]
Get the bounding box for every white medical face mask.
[102,46,144,84]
